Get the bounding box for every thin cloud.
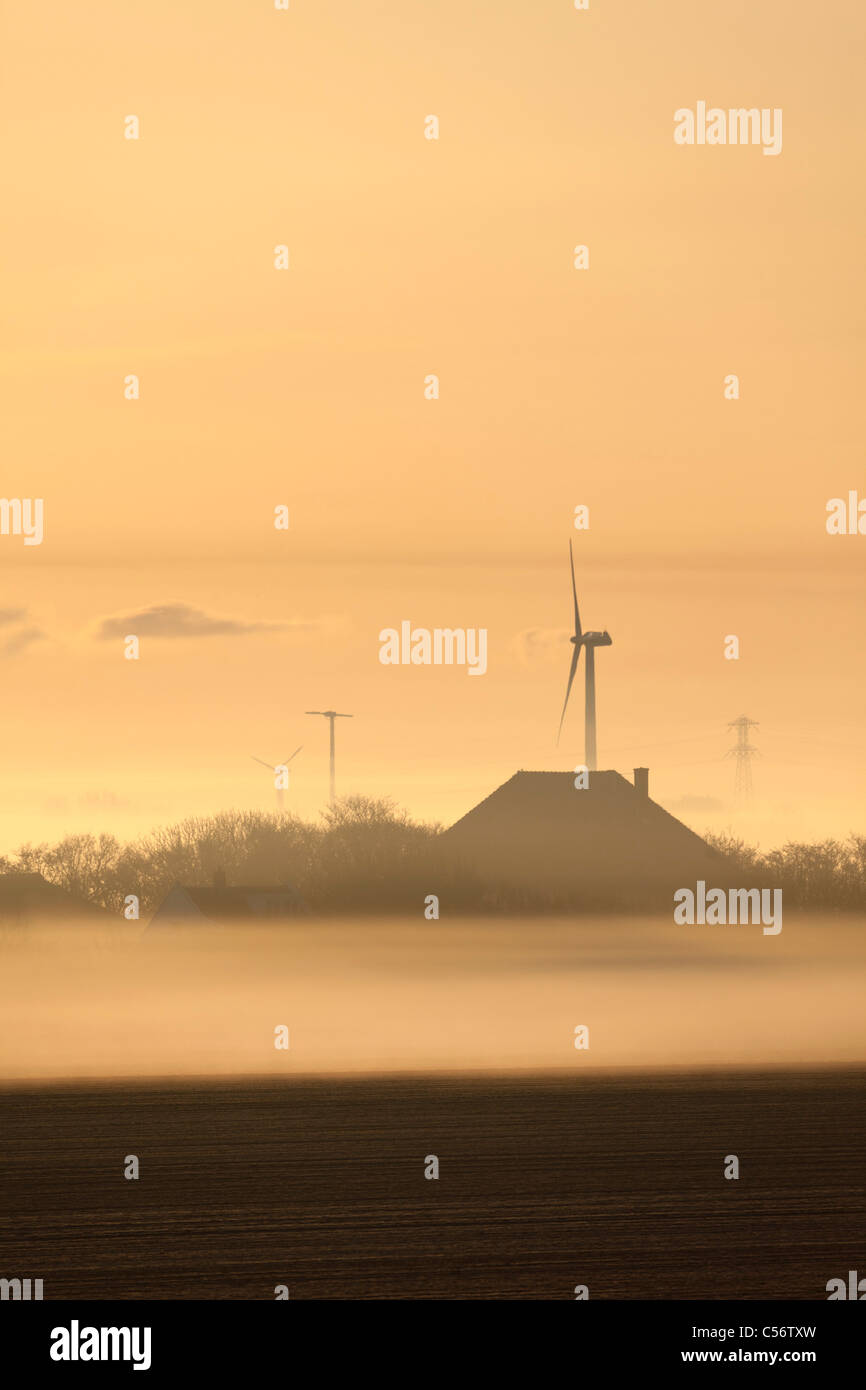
[2,626,46,657]
[95,603,318,641]
[79,790,135,811]
[0,606,27,628]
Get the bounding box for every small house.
[149,870,308,927]
[0,872,112,925]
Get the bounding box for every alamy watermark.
[1,1276,43,1300]
[826,491,865,534]
[674,881,782,935]
[826,1269,866,1299]
[379,622,487,675]
[0,498,43,545]
[674,103,782,156]
[50,1321,152,1371]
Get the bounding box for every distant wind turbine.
[305,711,353,807]
[251,746,302,812]
[557,540,612,770]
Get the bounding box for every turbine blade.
[282,747,303,764]
[556,644,582,745]
[569,539,582,639]
[251,757,273,769]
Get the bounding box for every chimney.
[212,867,227,889]
[633,767,649,798]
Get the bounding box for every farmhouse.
[149,871,308,927]
[0,872,111,924]
[441,768,729,909]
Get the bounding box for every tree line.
[703,831,866,911]
[1,800,864,916]
[0,798,469,916]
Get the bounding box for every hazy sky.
[1,1,864,852]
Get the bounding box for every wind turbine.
[305,711,353,806]
[251,746,302,812]
[557,540,612,771]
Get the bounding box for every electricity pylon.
[726,715,759,801]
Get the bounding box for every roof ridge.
[445,769,635,834]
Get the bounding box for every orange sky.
[0,0,864,853]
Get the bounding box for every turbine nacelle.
[571,630,612,648]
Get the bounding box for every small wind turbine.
[305,710,353,806]
[251,746,302,812]
[557,540,612,770]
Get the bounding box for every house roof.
[448,770,713,845]
[0,872,111,921]
[441,770,724,895]
[184,885,306,917]
[151,883,308,923]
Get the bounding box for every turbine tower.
[251,747,302,812]
[557,540,612,771]
[305,710,353,806]
[726,715,759,801]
